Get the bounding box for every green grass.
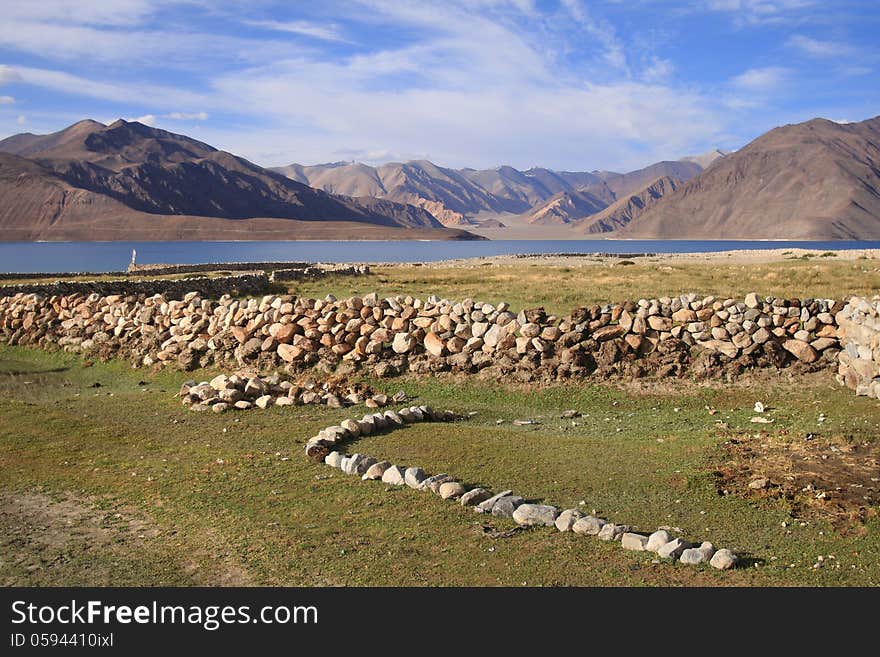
[289,259,880,315]
[2,345,878,586]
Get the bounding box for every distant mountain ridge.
[0,119,481,241]
[271,157,707,228]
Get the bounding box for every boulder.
[709,548,738,570]
[424,332,446,357]
[381,465,406,485]
[554,509,585,532]
[362,460,392,480]
[657,538,692,560]
[597,523,628,541]
[460,488,492,506]
[438,481,467,499]
[474,490,513,513]
[783,339,819,363]
[572,516,605,535]
[512,504,559,527]
[645,530,672,553]
[491,495,524,518]
[324,451,343,468]
[621,533,649,551]
[404,467,427,489]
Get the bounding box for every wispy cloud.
[706,0,819,25]
[787,34,855,57]
[243,19,347,42]
[731,66,790,91]
[0,96,14,105]
[164,111,209,120]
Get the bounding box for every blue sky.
[0,0,877,172]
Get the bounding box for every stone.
[404,467,427,489]
[343,453,366,475]
[354,456,377,476]
[710,548,738,570]
[680,548,708,565]
[438,481,467,499]
[419,473,451,492]
[645,530,672,553]
[254,395,274,409]
[783,339,819,363]
[561,409,581,419]
[572,516,605,535]
[748,477,769,489]
[597,523,628,541]
[512,504,559,527]
[392,332,415,354]
[554,509,585,531]
[491,495,524,518]
[621,533,649,551]
[275,396,295,407]
[460,488,492,506]
[745,292,761,309]
[362,460,392,480]
[324,451,343,468]
[211,402,230,413]
[474,490,513,513]
[233,400,253,410]
[381,465,406,485]
[340,419,361,437]
[657,538,692,560]
[424,332,446,357]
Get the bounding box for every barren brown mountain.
[272,159,702,227]
[578,176,681,234]
[522,189,609,225]
[620,116,880,239]
[0,120,481,241]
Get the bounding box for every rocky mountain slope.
[578,176,682,234]
[619,116,880,239]
[0,120,479,241]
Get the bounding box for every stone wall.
[128,261,368,277]
[0,289,843,381]
[836,296,880,399]
[0,274,270,301]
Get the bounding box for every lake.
[1,240,879,274]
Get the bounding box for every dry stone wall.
[0,289,844,381]
[836,296,880,399]
[0,273,270,300]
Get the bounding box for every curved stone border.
[306,409,739,571]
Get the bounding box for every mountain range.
[1,115,879,241]
[0,119,477,241]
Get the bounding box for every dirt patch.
[711,431,880,532]
[0,490,254,586]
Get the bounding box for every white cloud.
[164,111,209,120]
[243,19,347,42]
[706,0,819,24]
[0,65,23,85]
[126,114,156,126]
[641,57,674,83]
[0,96,14,105]
[16,115,27,125]
[731,66,790,91]
[787,34,854,57]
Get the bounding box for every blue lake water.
[1,240,879,274]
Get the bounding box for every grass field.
[290,257,880,315]
[1,346,878,587]
[2,257,878,586]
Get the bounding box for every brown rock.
[783,339,819,363]
[424,331,446,357]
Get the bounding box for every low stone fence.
[307,408,738,570]
[836,296,880,399]
[269,264,369,282]
[0,288,844,381]
[0,274,270,301]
